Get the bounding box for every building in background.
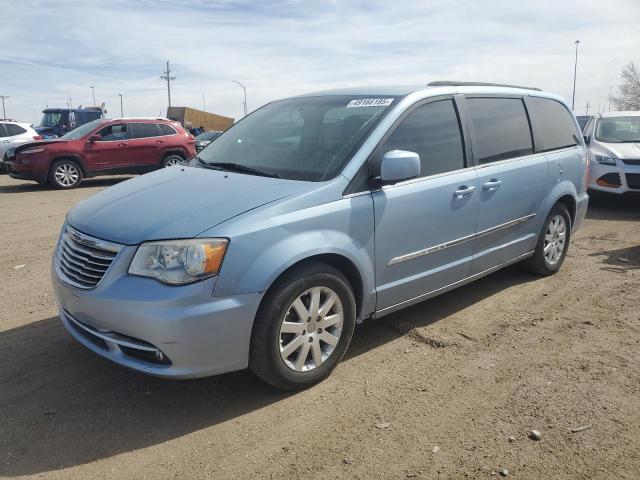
[167,106,234,132]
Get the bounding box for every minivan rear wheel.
[249,262,356,390]
[48,160,83,189]
[522,203,571,275]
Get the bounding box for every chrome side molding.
[388,213,536,266]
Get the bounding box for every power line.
[160,61,176,107]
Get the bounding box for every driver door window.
[96,124,127,141]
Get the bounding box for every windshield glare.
[595,116,640,143]
[193,95,397,181]
[60,120,105,140]
[39,112,64,128]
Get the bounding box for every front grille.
[621,159,640,166]
[626,173,640,190]
[56,225,121,289]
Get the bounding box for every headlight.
[21,147,46,154]
[129,239,228,285]
[593,155,617,166]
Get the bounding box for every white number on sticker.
[346,98,394,108]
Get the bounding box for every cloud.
[0,0,638,124]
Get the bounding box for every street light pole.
[118,93,123,117]
[90,86,96,105]
[608,86,613,112]
[0,95,8,119]
[233,80,247,117]
[571,40,580,110]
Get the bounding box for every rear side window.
[467,98,533,163]
[131,123,162,138]
[6,124,27,136]
[158,124,177,135]
[382,100,465,177]
[0,124,7,138]
[97,123,127,141]
[527,97,580,152]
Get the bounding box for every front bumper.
[4,160,47,183]
[52,240,262,379]
[588,161,640,194]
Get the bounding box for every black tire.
[162,154,186,168]
[48,159,83,189]
[249,262,356,390]
[522,203,571,275]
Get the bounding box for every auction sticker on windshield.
[346,98,394,108]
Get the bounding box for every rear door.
[372,97,480,311]
[84,123,130,170]
[128,122,164,165]
[463,96,548,274]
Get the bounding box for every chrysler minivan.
[53,82,588,390]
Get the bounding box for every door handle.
[453,185,476,198]
[118,143,128,147]
[482,179,502,191]
[156,139,165,144]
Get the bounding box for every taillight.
[584,153,590,191]
[187,134,195,143]
[33,135,43,140]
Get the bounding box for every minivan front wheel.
[249,262,356,390]
[523,203,571,275]
[49,160,83,189]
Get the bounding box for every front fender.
[209,193,376,317]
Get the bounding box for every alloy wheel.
[164,157,185,167]
[278,286,344,372]
[543,214,567,266]
[54,163,79,187]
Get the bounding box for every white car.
[584,111,640,194]
[0,121,42,169]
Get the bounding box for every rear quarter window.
[526,97,581,152]
[6,124,27,136]
[159,124,177,135]
[466,97,533,164]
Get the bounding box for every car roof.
[293,82,560,102]
[0,120,32,127]
[599,111,640,118]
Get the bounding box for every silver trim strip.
[63,310,159,353]
[388,213,536,266]
[378,250,535,314]
[66,225,122,253]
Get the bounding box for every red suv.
[4,118,196,188]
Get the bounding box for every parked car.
[195,130,222,151]
[36,107,104,138]
[583,111,640,194]
[4,118,196,188]
[52,83,588,390]
[0,121,43,172]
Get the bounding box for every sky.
[0,0,638,125]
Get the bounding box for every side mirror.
[88,134,102,142]
[379,150,421,183]
[583,135,590,145]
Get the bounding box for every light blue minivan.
[53,82,589,389]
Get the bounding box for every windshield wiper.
[206,162,281,178]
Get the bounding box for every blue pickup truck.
[35,107,105,138]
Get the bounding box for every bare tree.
[613,62,640,111]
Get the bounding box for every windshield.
[193,95,398,181]
[60,119,105,140]
[595,116,640,143]
[196,131,221,141]
[39,112,64,128]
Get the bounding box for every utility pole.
[90,86,96,105]
[585,102,590,115]
[202,92,206,112]
[608,86,613,112]
[118,93,124,117]
[233,80,247,117]
[571,40,580,110]
[0,95,8,119]
[68,97,72,109]
[160,61,176,107]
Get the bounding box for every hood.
[593,141,640,159]
[66,166,312,245]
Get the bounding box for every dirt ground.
[0,174,638,480]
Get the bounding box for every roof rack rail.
[427,81,541,91]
